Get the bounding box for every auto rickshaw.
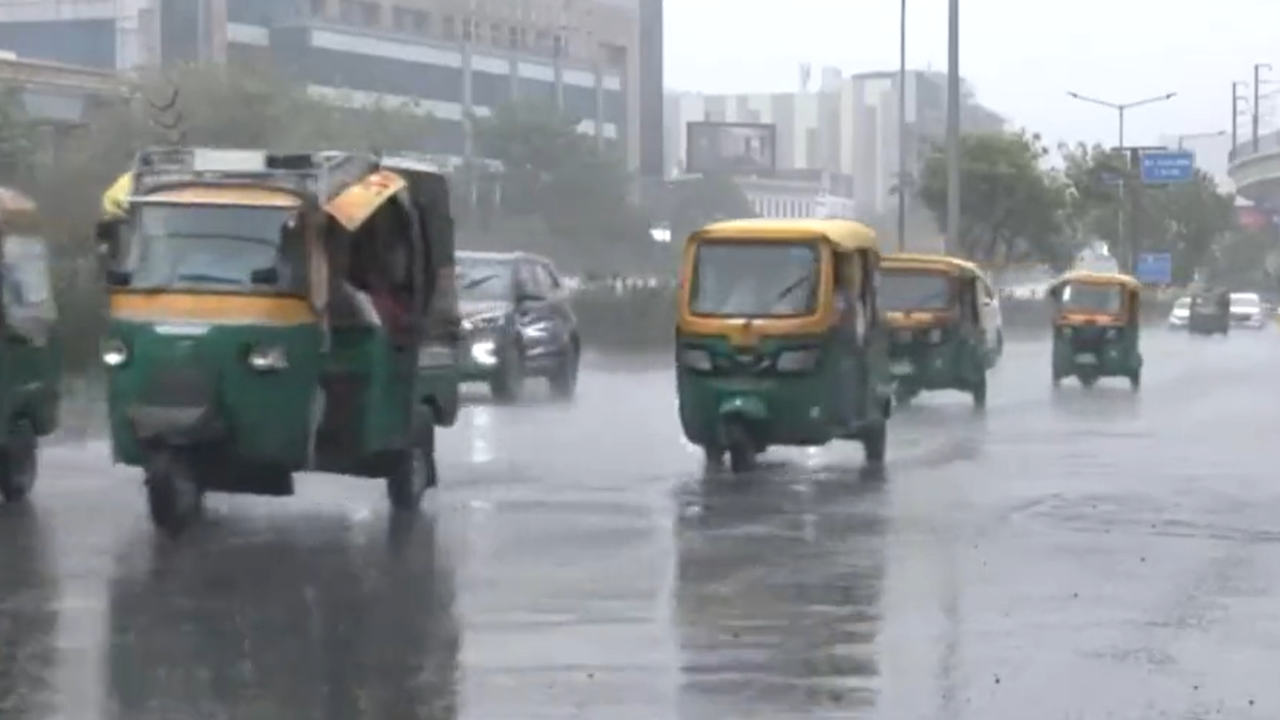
[1048,270,1142,389]
[1187,288,1230,335]
[0,188,59,503]
[675,218,892,472]
[94,147,460,533]
[879,253,993,408]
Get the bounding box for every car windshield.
[688,241,819,317]
[125,204,302,292]
[1060,282,1123,313]
[456,259,514,302]
[878,269,952,311]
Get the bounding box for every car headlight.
[246,344,288,371]
[101,338,128,367]
[925,328,944,344]
[678,347,712,371]
[462,313,505,332]
[775,348,819,372]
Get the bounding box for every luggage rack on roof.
[131,147,379,203]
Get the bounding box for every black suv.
[455,251,580,402]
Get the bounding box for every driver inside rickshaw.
[1059,282,1124,315]
[689,242,819,317]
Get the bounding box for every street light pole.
[1064,90,1177,273]
[896,0,907,251]
[1253,63,1271,152]
[944,0,959,256]
[1233,81,1249,150]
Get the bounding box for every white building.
[664,66,1005,218]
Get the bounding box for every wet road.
[3,328,1279,719]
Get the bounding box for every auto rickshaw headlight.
[1104,328,1118,340]
[775,348,820,372]
[246,344,288,371]
[100,338,128,367]
[925,328,944,344]
[678,347,712,371]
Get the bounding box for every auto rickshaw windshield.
[123,203,304,292]
[1060,282,1123,314]
[688,240,819,317]
[878,269,951,311]
[456,258,515,302]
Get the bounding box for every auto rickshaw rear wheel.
[1129,370,1141,391]
[0,418,37,503]
[145,451,204,534]
[971,372,988,410]
[387,417,437,511]
[860,420,887,466]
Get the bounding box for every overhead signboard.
[1139,150,1195,184]
[685,122,776,176]
[1135,252,1173,285]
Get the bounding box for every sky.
[664,0,1280,153]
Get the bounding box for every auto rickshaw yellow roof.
[1051,270,1142,290]
[692,218,879,252]
[882,252,983,277]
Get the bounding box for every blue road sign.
[1140,150,1195,184]
[1135,252,1173,285]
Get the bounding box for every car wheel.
[549,341,580,401]
[490,340,525,404]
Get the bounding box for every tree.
[1060,142,1236,283]
[917,130,1069,266]
[666,172,754,236]
[472,100,645,247]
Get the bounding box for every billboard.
[685,121,776,175]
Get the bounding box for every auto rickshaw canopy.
[690,218,879,253]
[1049,270,1142,292]
[882,252,983,277]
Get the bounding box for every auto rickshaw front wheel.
[490,341,525,404]
[387,417,437,511]
[549,343,580,401]
[723,420,757,473]
[145,450,204,535]
[0,418,37,503]
[1129,370,1141,391]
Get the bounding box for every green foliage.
[1059,142,1236,283]
[473,100,648,248]
[917,130,1070,266]
[667,173,754,235]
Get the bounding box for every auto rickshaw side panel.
[105,293,323,468]
[676,333,853,448]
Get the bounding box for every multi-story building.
[664,66,1005,218]
[0,0,663,173]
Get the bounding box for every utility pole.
[1233,81,1249,150]
[944,0,959,256]
[896,0,907,251]
[1065,90,1176,273]
[1253,63,1271,152]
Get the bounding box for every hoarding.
[685,122,776,175]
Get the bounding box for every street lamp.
[944,0,959,256]
[896,0,907,251]
[1064,90,1177,274]
[1253,63,1271,151]
[1065,91,1177,149]
[1233,81,1249,151]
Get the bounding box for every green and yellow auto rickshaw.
[1048,270,1142,389]
[879,253,993,408]
[94,147,460,533]
[0,188,60,503]
[675,218,892,472]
